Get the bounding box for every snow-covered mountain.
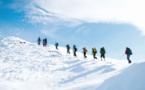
[0,37,144,90]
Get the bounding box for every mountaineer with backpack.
[82,47,88,58]
[55,42,59,50]
[92,47,97,59]
[45,38,48,46]
[43,38,47,47]
[125,47,132,64]
[100,47,106,61]
[37,37,41,45]
[43,39,45,47]
[73,45,77,56]
[66,44,70,54]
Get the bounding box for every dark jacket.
[100,47,106,54]
[66,44,70,49]
[38,37,41,42]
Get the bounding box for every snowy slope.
[97,62,145,90]
[0,37,144,90]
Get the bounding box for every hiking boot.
[128,60,132,64]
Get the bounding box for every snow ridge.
[0,37,144,90]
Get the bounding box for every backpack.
[100,48,105,54]
[75,48,77,51]
[128,48,132,55]
[84,48,88,52]
[92,48,97,53]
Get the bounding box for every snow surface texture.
[0,37,144,90]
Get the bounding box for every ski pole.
[119,54,125,59]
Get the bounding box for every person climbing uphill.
[37,37,41,45]
[43,39,45,47]
[125,47,132,64]
[45,38,47,46]
[66,44,70,54]
[92,47,97,59]
[73,45,77,57]
[55,42,59,50]
[100,47,106,61]
[82,47,88,58]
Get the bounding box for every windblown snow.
[0,37,144,90]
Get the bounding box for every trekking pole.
[119,54,125,59]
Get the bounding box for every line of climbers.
[82,47,106,61]
[38,37,48,47]
[37,37,132,64]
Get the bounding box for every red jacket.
[125,49,128,55]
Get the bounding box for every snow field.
[0,37,144,90]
